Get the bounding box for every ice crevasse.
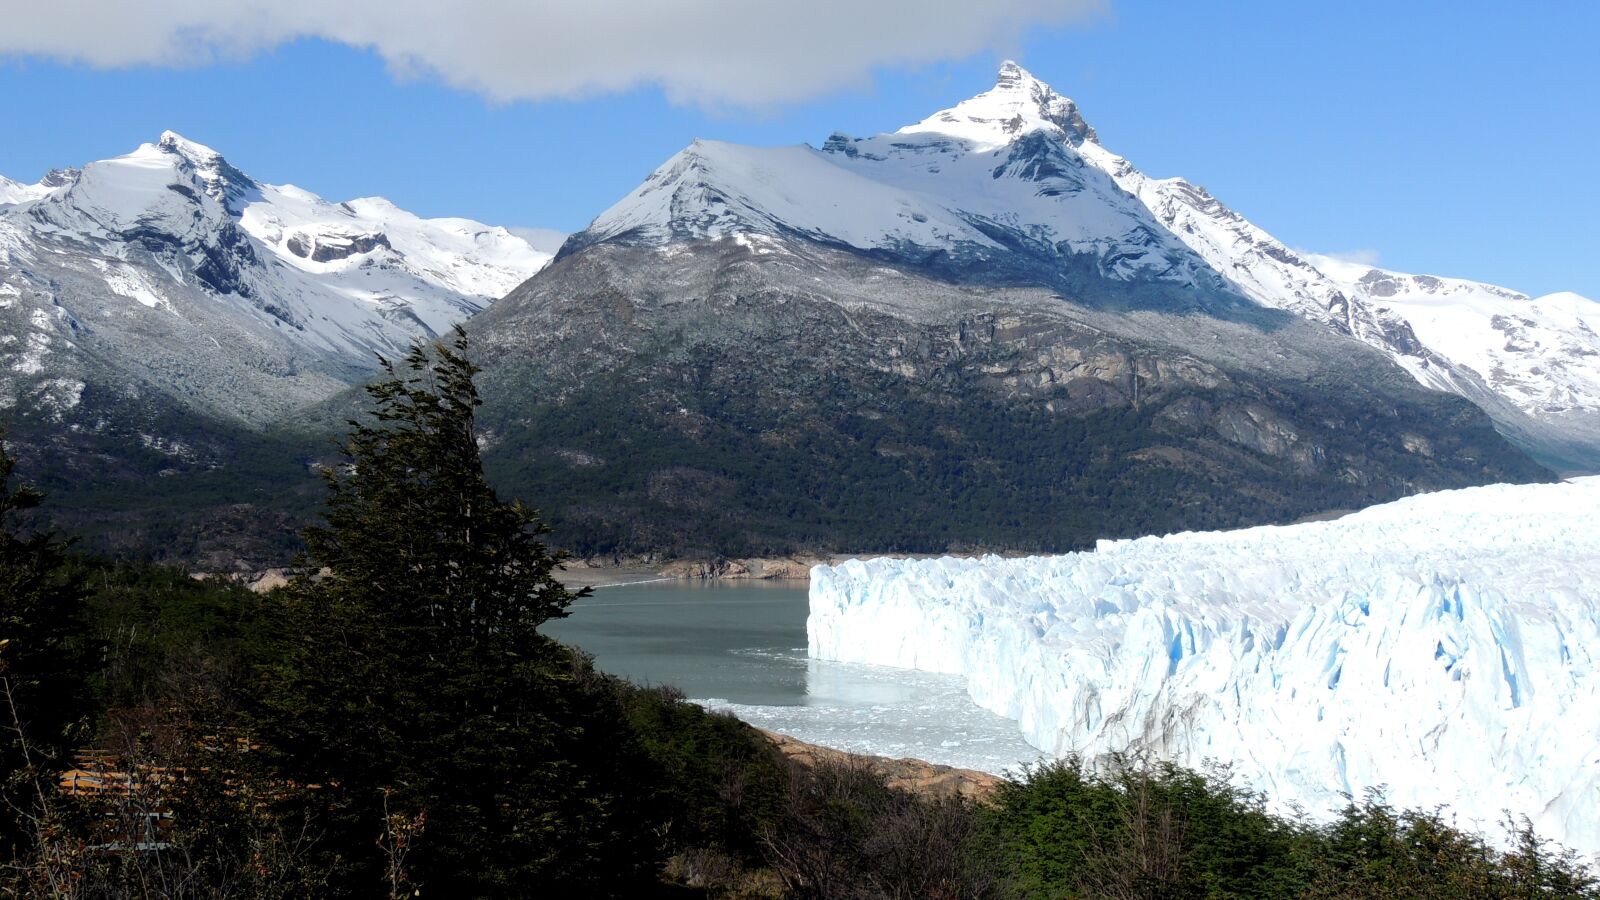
[808,477,1600,855]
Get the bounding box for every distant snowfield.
[810,477,1600,856]
[1,131,557,368]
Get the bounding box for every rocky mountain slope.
[471,65,1549,556]
[554,63,1600,474]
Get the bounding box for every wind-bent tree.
[302,327,583,636]
[256,328,660,896]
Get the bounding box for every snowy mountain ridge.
[1308,254,1600,419]
[810,476,1600,857]
[1079,127,1600,462]
[0,132,555,422]
[0,175,52,206]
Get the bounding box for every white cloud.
[0,1,1105,106]
[507,227,567,256]
[1317,248,1383,267]
[1298,247,1385,281]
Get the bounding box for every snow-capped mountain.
[0,132,553,423]
[810,476,1600,856]
[570,62,1599,470]
[476,65,1549,561]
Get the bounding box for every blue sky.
[0,0,1595,296]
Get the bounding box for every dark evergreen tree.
[256,329,663,895]
[301,329,582,636]
[0,433,97,860]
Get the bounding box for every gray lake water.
[543,580,1042,774]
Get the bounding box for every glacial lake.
[543,579,1042,774]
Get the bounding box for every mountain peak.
[40,167,80,188]
[994,59,1037,90]
[895,61,1097,150]
[158,130,224,163]
[150,131,256,209]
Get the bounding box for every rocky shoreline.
[203,551,1017,592]
[757,729,1005,803]
[564,555,831,588]
[565,551,1014,588]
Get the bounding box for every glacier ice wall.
[809,478,1600,854]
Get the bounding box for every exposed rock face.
[472,238,1545,557]
[745,559,818,580]
[283,229,394,262]
[659,559,752,580]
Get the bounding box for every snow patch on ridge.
[4,132,556,343]
[0,176,52,206]
[583,140,1005,253]
[809,477,1600,856]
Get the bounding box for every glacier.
[809,477,1600,855]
